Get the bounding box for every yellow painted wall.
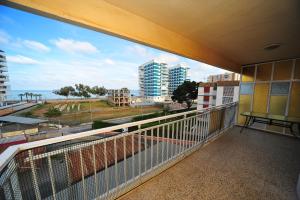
[253,83,269,113]
[239,59,300,134]
[289,82,300,117]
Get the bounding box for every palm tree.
[33,94,38,103]
[29,93,33,101]
[18,93,24,101]
[37,94,42,101]
[24,92,29,102]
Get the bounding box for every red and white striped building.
[197,81,240,110]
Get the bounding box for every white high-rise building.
[0,50,9,106]
[207,72,240,82]
[168,63,189,95]
[138,60,169,102]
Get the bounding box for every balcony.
[1,102,298,200]
[0,103,239,200]
[119,127,300,200]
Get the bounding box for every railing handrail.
[0,102,237,171]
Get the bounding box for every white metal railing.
[0,102,237,200]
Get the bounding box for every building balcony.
[119,127,300,200]
[0,102,299,200]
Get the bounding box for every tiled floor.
[118,127,300,200]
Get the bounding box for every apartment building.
[107,88,131,106]
[0,50,9,106]
[197,81,239,110]
[138,60,169,102]
[207,72,240,82]
[168,63,189,95]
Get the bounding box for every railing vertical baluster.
[162,125,165,163]
[47,155,56,200]
[28,149,41,200]
[191,116,195,147]
[64,152,71,189]
[92,145,98,197]
[114,138,118,188]
[138,129,141,177]
[131,133,135,179]
[194,115,198,146]
[179,119,184,153]
[151,128,154,169]
[171,123,175,159]
[175,120,179,156]
[199,114,202,142]
[166,123,170,161]
[187,117,192,149]
[156,127,159,166]
[123,136,127,184]
[189,117,193,149]
[182,115,187,152]
[144,130,147,172]
[195,114,200,145]
[79,149,87,200]
[206,113,209,140]
[104,141,109,197]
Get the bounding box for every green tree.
[24,92,29,102]
[18,93,24,101]
[73,84,91,98]
[29,93,34,101]
[171,81,198,109]
[90,86,107,96]
[53,86,75,98]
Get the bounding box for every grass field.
[20,100,163,125]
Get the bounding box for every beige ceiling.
[105,0,300,65]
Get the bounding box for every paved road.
[0,102,37,116]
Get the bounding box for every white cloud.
[23,40,50,52]
[52,38,98,54]
[155,53,180,64]
[104,58,115,65]
[127,44,152,58]
[0,30,10,44]
[10,58,140,90]
[7,55,39,65]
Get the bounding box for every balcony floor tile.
[118,127,300,200]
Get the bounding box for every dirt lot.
[21,100,163,125]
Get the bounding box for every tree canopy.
[171,81,198,109]
[90,86,107,96]
[53,86,75,98]
[53,84,107,99]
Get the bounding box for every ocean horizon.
[7,90,140,101]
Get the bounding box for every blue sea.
[7,90,140,100]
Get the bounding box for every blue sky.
[0,6,230,90]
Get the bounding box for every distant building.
[108,88,131,106]
[207,72,240,82]
[139,60,169,102]
[168,63,189,95]
[197,81,239,110]
[0,50,9,106]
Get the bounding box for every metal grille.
[0,103,237,200]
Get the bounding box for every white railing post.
[28,150,41,200]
